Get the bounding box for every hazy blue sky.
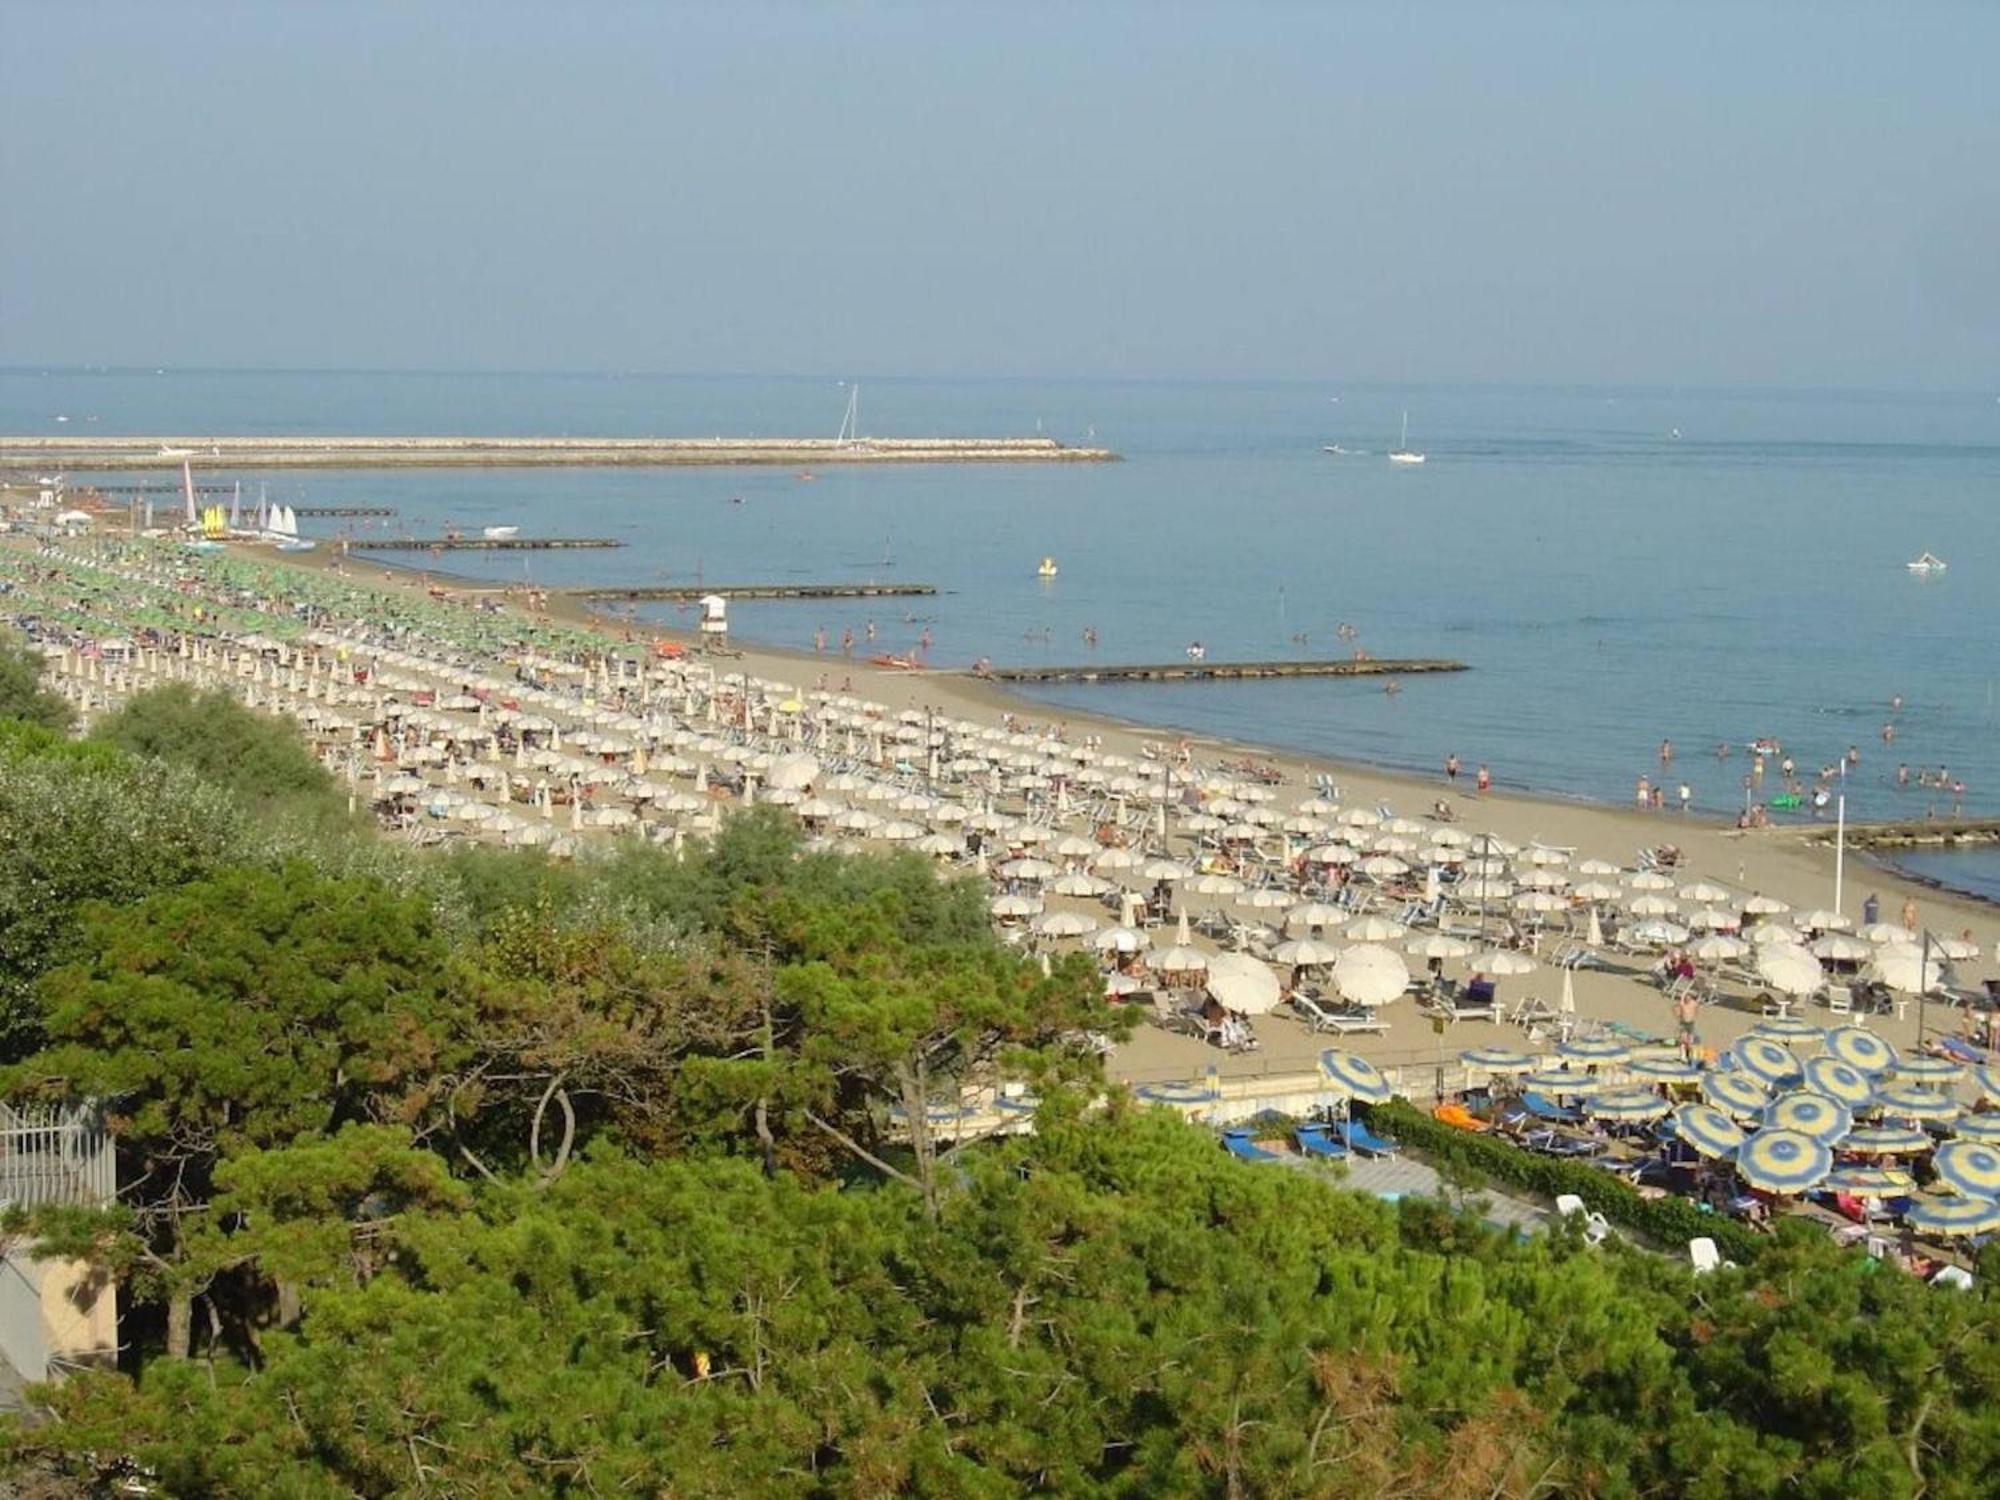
[3,2,1995,387]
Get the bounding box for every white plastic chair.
[1932,1265,1974,1291]
[1688,1237,1731,1275]
[1555,1194,1611,1246]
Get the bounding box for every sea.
[7,368,1999,897]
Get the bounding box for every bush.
[0,631,73,733]
[1364,1098,1767,1264]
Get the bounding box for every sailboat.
[1387,411,1426,465]
[1907,552,1947,575]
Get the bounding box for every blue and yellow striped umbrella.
[1800,1055,1875,1109]
[1588,1088,1670,1122]
[1970,1066,2000,1105]
[1752,1017,1825,1046]
[1844,1125,1933,1156]
[1558,1036,1633,1066]
[1135,1080,1221,1111]
[1734,1129,1832,1194]
[1761,1091,1853,1145]
[1931,1140,2000,1199]
[1459,1047,1536,1074]
[1874,1086,1961,1124]
[1824,1166,1914,1197]
[1733,1035,1803,1088]
[1672,1103,1747,1160]
[1903,1194,2000,1237]
[1954,1114,2000,1145]
[1701,1070,1773,1117]
[1628,1056,1702,1083]
[1318,1049,1392,1104]
[1825,1025,1898,1076]
[1893,1056,1965,1088]
[1521,1068,1604,1097]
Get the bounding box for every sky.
[2,1,1996,389]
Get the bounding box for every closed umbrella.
[1318,1048,1392,1104]
[1331,944,1410,1007]
[1825,1026,1898,1076]
[1205,952,1283,1015]
[1673,1103,1747,1159]
[1734,1129,1832,1194]
[1801,1055,1875,1108]
[1930,1141,2000,1198]
[1761,1091,1853,1145]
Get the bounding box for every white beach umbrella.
[1272,937,1341,967]
[1091,925,1149,954]
[1687,906,1742,932]
[1470,949,1537,976]
[1343,914,1408,942]
[1857,922,1908,945]
[1628,919,1690,947]
[1571,880,1621,902]
[1285,901,1345,934]
[1332,943,1411,1007]
[1870,943,1947,994]
[989,893,1043,919]
[1688,933,1747,963]
[1356,855,1409,879]
[1628,893,1680,917]
[1457,876,1516,901]
[1236,888,1294,911]
[1627,871,1676,891]
[1205,952,1283,1015]
[1185,872,1245,896]
[1757,943,1824,997]
[1810,933,1871,962]
[1797,909,1852,933]
[1407,933,1475,960]
[1748,922,1806,948]
[1678,881,1733,904]
[1139,858,1192,882]
[1512,891,1569,915]
[1305,843,1358,866]
[1742,894,1791,916]
[1578,858,1623,876]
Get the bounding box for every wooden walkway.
[567,582,936,602]
[985,657,1467,684]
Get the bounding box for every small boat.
[482,525,521,540]
[1322,444,1356,455]
[1037,556,1059,579]
[1388,410,1425,465]
[276,538,317,553]
[1907,552,1947,575]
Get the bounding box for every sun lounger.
[1294,1126,1349,1160]
[1935,1036,1988,1064]
[1431,1102,1488,1132]
[1688,1237,1730,1274]
[1555,1194,1611,1246]
[1520,1091,1580,1124]
[1291,993,1388,1035]
[1342,1119,1400,1158]
[1221,1130,1281,1163]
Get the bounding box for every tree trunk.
[755,995,778,1177]
[276,1279,303,1328]
[165,1288,193,1360]
[898,1061,938,1220]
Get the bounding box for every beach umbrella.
[1825,1026,1898,1076]
[1460,1046,1536,1075]
[1811,933,1871,963]
[999,856,1057,881]
[1627,870,1675,892]
[1091,925,1148,955]
[1742,893,1790,916]
[1874,1086,1960,1124]
[1578,858,1623,876]
[1701,1070,1773,1116]
[1155,916,1210,975]
[1755,943,1823,997]
[1687,906,1742,933]
[1304,843,1358,866]
[1629,919,1690,947]
[1285,900,1344,933]
[1205,952,1283,1015]
[1797,908,1851,933]
[1356,855,1409,879]
[1470,949,1536,976]
[1673,1103,1747,1159]
[1844,1125,1933,1157]
[1557,1036,1632,1067]
[1688,933,1747,963]
[1800,1055,1875,1107]
[1589,1088,1670,1123]
[1342,913,1408,942]
[1903,1195,2000,1237]
[765,752,820,790]
[1513,891,1569,915]
[1751,1016,1824,1046]
[1457,875,1515,901]
[1271,937,1340,967]
[1031,910,1099,939]
[1732,1035,1803,1088]
[1236,887,1293,911]
[1570,880,1621,902]
[1747,923,1806,948]
[1933,936,1980,961]
[1824,1166,1915,1197]
[1857,921,1907,945]
[1521,1068,1603,1097]
[1760,1091,1853,1145]
[1318,1048,1393,1104]
[989,893,1042,919]
[1331,944,1410,1007]
[1133,1080,1220,1114]
[1048,870,1109,897]
[1931,1140,2000,1198]
[1972,1066,2000,1105]
[1406,933,1475,961]
[1627,893,1679,917]
[1734,1129,1832,1194]
[1953,1113,2000,1144]
[1892,1056,1964,1088]
[1869,943,1947,994]
[1628,1056,1702,1083]
[1185,872,1245,896]
[1679,880,1733,904]
[1102,971,1145,997]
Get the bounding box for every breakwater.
[567,582,936,603]
[985,658,1468,684]
[1,435,1118,471]
[350,536,624,552]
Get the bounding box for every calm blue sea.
[7,369,1998,878]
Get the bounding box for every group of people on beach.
[1441,753,1491,796]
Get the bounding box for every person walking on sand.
[1674,990,1701,1063]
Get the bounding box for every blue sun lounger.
[1294,1125,1350,1161]
[1342,1119,1401,1158]
[1221,1129,1282,1163]
[1521,1091,1581,1124]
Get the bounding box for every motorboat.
[1907,552,1947,575]
[483,525,521,540]
[1037,556,1059,579]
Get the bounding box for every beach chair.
[1520,1091,1580,1125]
[1822,984,1853,1017]
[1294,1125,1350,1161]
[1221,1130,1281,1163]
[1554,1194,1612,1245]
[1688,1237,1730,1275]
[1341,1119,1400,1158]
[1932,1265,1975,1291]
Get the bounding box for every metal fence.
[0,1102,116,1210]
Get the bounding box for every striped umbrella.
[1954,1114,2000,1145]
[1824,1166,1915,1197]
[1733,1036,1803,1088]
[1801,1055,1876,1109]
[1702,1070,1773,1116]
[1318,1049,1392,1104]
[1752,1017,1825,1046]
[1843,1125,1933,1157]
[1874,1086,1961,1124]
[1734,1129,1833,1194]
[1931,1141,2000,1198]
[1761,1091,1853,1145]
[1973,1066,2000,1106]
[1459,1047,1536,1075]
[1134,1080,1220,1112]
[1588,1088,1670,1123]
[1673,1103,1747,1160]
[1825,1026,1898,1076]
[1892,1056,1964,1088]
[1557,1036,1633,1067]
[1521,1068,1603,1098]
[1628,1056,1702,1083]
[1903,1194,2000,1237]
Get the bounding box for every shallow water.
[1885,848,2000,906]
[8,369,1996,820]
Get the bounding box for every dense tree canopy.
[0,629,73,733]
[88,681,346,820]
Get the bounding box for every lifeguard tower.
[698,593,729,652]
